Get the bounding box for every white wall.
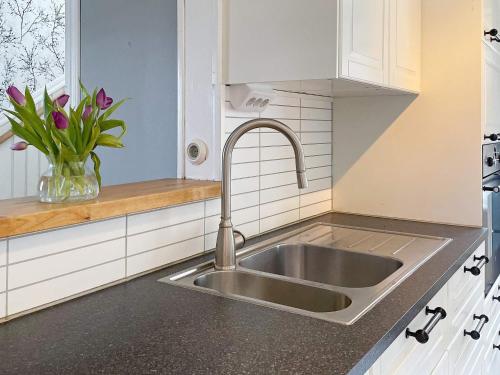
[332,0,483,226]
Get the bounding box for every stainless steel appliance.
[482,138,500,294]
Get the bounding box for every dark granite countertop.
[0,213,487,375]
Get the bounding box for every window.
[0,0,67,108]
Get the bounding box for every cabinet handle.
[485,29,499,37]
[493,295,500,302]
[406,307,447,344]
[484,133,500,141]
[494,344,500,351]
[463,255,489,276]
[464,314,489,340]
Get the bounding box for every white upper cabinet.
[388,0,421,92]
[223,0,421,93]
[339,0,389,86]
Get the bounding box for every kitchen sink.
[194,270,351,313]
[239,244,403,288]
[160,223,451,324]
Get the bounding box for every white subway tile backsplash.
[205,215,220,235]
[232,147,260,163]
[307,166,332,180]
[127,237,204,277]
[233,206,260,226]
[301,120,332,132]
[305,155,332,168]
[303,143,332,157]
[127,219,204,256]
[261,105,300,120]
[225,132,259,148]
[0,267,6,292]
[260,158,296,175]
[8,259,125,315]
[300,189,332,207]
[8,238,126,290]
[225,117,258,132]
[301,108,332,121]
[232,162,260,179]
[300,200,332,219]
[224,102,259,119]
[127,202,204,236]
[260,132,292,146]
[300,132,332,145]
[301,98,332,109]
[302,178,332,194]
[237,221,260,239]
[9,218,126,264]
[205,198,221,217]
[0,240,6,267]
[232,177,259,195]
[204,232,218,251]
[272,95,300,107]
[261,184,300,204]
[260,171,297,189]
[260,209,300,233]
[232,191,259,211]
[260,119,300,132]
[0,292,5,318]
[260,197,299,219]
[261,145,294,161]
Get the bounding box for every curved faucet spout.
[215,118,308,270]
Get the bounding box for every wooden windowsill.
[0,179,221,238]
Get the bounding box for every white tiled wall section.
[0,92,334,321]
[208,91,334,248]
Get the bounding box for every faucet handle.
[234,230,246,251]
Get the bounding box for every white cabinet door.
[484,45,500,137]
[389,0,421,92]
[340,0,389,85]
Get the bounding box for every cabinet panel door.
[484,46,500,137]
[340,0,388,85]
[389,0,421,92]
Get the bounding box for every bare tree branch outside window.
[0,0,65,107]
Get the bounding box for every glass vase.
[39,159,99,203]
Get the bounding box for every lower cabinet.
[367,242,500,375]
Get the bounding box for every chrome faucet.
[215,118,309,270]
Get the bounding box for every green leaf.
[90,152,102,188]
[83,125,101,156]
[24,86,37,114]
[79,80,90,98]
[43,88,54,120]
[100,119,127,137]
[100,99,128,120]
[7,116,48,154]
[96,134,124,148]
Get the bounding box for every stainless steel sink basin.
[239,244,403,288]
[194,271,351,313]
[160,223,451,325]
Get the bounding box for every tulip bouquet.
[2,84,127,202]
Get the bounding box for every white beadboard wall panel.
[8,238,126,290]
[127,219,204,256]
[127,202,205,235]
[126,237,204,276]
[0,240,6,266]
[8,259,125,316]
[9,217,126,264]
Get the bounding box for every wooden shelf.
[0,179,221,238]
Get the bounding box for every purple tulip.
[52,111,69,130]
[54,94,70,107]
[6,86,26,106]
[10,141,28,151]
[82,105,92,121]
[96,88,113,110]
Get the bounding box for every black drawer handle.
[464,314,489,340]
[494,344,500,350]
[493,295,500,302]
[464,255,489,276]
[406,307,447,344]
